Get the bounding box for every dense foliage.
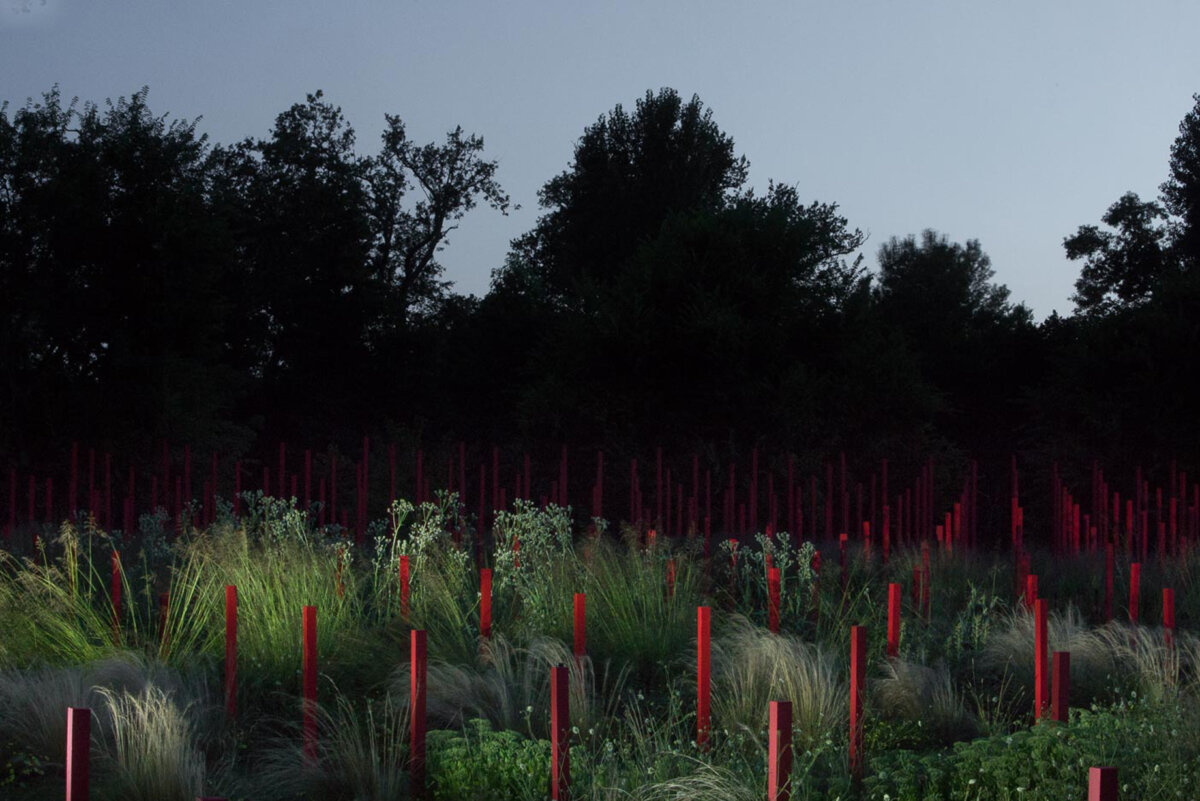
[3,87,1200,467]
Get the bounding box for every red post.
[768,567,781,634]
[1035,598,1048,720]
[1104,544,1114,622]
[480,569,492,640]
[550,664,570,801]
[1164,587,1175,648]
[849,625,866,781]
[111,550,121,645]
[1088,766,1118,801]
[1129,563,1141,624]
[573,593,586,665]
[66,707,90,801]
[887,582,901,658]
[225,585,237,721]
[768,700,793,801]
[411,629,427,793]
[399,555,411,620]
[302,605,317,763]
[1051,651,1070,723]
[665,558,676,598]
[1025,573,1038,610]
[697,606,711,750]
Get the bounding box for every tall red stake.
[697,606,711,750]
[302,605,317,763]
[1035,598,1048,721]
[66,707,90,801]
[887,582,901,658]
[225,585,237,720]
[550,664,570,801]
[768,700,793,801]
[411,629,427,795]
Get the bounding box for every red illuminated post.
[1128,562,1141,624]
[1035,598,1048,720]
[111,550,121,645]
[550,664,570,800]
[887,582,901,658]
[1088,766,1118,801]
[302,606,317,763]
[1164,587,1175,648]
[399,555,411,620]
[768,700,793,801]
[1051,651,1070,723]
[411,629,427,794]
[225,586,237,720]
[849,625,866,781]
[768,567,781,634]
[480,569,492,640]
[1025,573,1038,611]
[697,606,711,750]
[66,707,90,801]
[573,593,586,666]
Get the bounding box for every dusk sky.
[4,1,1198,319]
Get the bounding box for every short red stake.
[768,700,793,801]
[1035,598,1048,721]
[697,606,711,750]
[480,569,492,640]
[66,707,90,801]
[573,593,586,665]
[411,629,427,794]
[887,582,901,658]
[849,625,866,781]
[225,585,237,721]
[111,550,121,645]
[399,555,411,620]
[1089,766,1118,801]
[1025,573,1038,610]
[768,567,781,634]
[550,664,570,801]
[1104,544,1114,622]
[1129,563,1141,624]
[302,605,317,763]
[1164,587,1175,648]
[1051,651,1070,723]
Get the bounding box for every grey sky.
[4,1,1198,319]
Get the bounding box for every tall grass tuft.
[248,690,410,801]
[398,633,629,738]
[93,683,206,801]
[711,615,846,749]
[873,658,980,744]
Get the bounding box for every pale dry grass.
[711,615,845,748]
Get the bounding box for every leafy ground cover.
[0,493,1197,800]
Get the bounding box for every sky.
[3,1,1198,320]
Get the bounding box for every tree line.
[2,86,1198,471]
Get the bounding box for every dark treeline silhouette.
[3,86,1200,487]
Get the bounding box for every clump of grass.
[0,653,153,763]
[711,615,845,749]
[398,633,628,738]
[873,658,980,744]
[977,603,1120,710]
[248,690,410,801]
[93,683,206,801]
[584,537,698,683]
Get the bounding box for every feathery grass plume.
[93,683,206,801]
[872,657,980,744]
[711,615,845,750]
[1090,622,1199,703]
[0,523,125,667]
[248,689,410,801]
[631,758,760,801]
[977,603,1124,708]
[189,521,371,697]
[583,536,698,682]
[397,633,629,738]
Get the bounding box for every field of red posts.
[2,442,1199,801]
